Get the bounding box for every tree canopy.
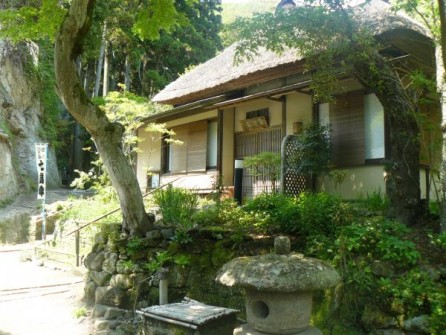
[0,0,223,236]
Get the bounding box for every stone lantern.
[216,236,340,335]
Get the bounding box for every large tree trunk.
[437,44,446,233]
[355,52,421,225]
[438,0,446,232]
[54,0,152,236]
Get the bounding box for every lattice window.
[281,135,310,196]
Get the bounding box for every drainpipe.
[157,267,169,305]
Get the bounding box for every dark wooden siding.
[330,91,365,166]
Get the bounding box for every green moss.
[211,241,235,267]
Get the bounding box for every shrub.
[243,152,281,193]
[329,218,437,331]
[243,193,298,233]
[194,198,268,240]
[153,185,199,243]
[295,192,351,245]
[379,269,446,334]
[337,218,420,268]
[289,123,332,177]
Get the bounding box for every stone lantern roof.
[216,236,340,292]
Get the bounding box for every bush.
[379,269,446,334]
[243,193,298,233]
[194,198,268,241]
[153,185,199,243]
[296,192,348,237]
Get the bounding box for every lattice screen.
[281,135,309,196]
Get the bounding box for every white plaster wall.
[318,165,436,201]
[136,127,162,191]
[317,166,386,199]
[285,92,313,135]
[165,110,218,128]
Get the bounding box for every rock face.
[0,40,59,201]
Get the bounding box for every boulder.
[102,253,118,274]
[95,286,127,308]
[361,304,398,330]
[91,271,112,287]
[401,315,430,334]
[104,307,127,320]
[110,274,133,290]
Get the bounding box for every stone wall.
[83,225,434,335]
[83,225,258,334]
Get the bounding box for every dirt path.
[0,245,93,335]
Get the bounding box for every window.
[163,121,207,174]
[207,120,218,169]
[318,103,330,128]
[161,134,173,173]
[364,94,385,160]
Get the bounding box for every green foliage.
[100,90,169,165]
[379,269,446,334]
[327,218,435,330]
[0,0,66,42]
[125,237,149,258]
[61,196,122,224]
[73,306,88,318]
[132,0,186,41]
[194,198,267,241]
[290,123,332,177]
[153,186,199,243]
[357,190,390,213]
[144,251,172,273]
[0,198,13,209]
[243,193,298,233]
[338,219,420,268]
[244,152,281,193]
[430,231,446,249]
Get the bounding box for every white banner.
[35,143,48,200]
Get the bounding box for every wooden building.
[136,0,439,201]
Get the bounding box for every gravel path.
[0,190,95,335]
[0,247,94,335]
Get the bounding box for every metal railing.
[35,178,181,267]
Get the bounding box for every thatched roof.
[153,0,431,106]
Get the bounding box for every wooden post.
[75,230,80,267]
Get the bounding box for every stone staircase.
[0,189,95,268]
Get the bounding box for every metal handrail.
[36,177,182,267]
[66,177,182,236]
